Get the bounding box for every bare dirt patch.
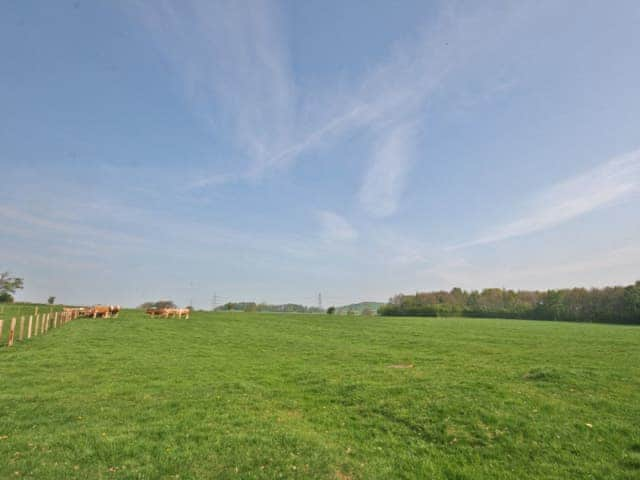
[387,363,414,369]
[276,409,303,422]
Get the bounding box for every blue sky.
[1,0,639,308]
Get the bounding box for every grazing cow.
[145,307,190,319]
[91,305,112,318]
[109,305,121,318]
[146,308,168,317]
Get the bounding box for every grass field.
[1,310,639,479]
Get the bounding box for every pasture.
[0,310,639,479]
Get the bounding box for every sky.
[1,0,639,309]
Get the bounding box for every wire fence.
[0,308,80,348]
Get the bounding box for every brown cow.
[145,307,190,319]
[63,307,87,317]
[167,308,190,319]
[91,305,111,318]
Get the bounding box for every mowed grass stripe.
[1,311,639,479]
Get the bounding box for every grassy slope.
[0,303,62,319]
[0,311,639,479]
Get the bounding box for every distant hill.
[213,301,385,315]
[334,302,385,315]
[215,302,323,313]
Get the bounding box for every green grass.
[0,303,62,319]
[1,311,639,479]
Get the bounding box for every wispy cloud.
[358,122,418,217]
[317,211,358,242]
[369,228,433,266]
[451,147,640,248]
[425,244,640,291]
[0,205,144,246]
[127,1,530,217]
[188,172,242,189]
[130,0,294,177]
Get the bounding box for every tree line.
[378,281,640,324]
[216,302,324,313]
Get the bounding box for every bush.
[0,292,14,303]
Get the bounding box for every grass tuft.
[522,367,562,382]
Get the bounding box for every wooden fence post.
[19,316,25,341]
[8,318,16,347]
[35,306,39,316]
[44,313,49,333]
[54,312,58,328]
[28,316,33,339]
[0,319,3,342]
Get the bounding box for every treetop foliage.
[138,300,178,309]
[379,281,640,324]
[0,271,24,294]
[0,271,24,303]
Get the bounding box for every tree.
[326,306,336,315]
[48,296,56,305]
[155,300,177,309]
[0,272,23,303]
[0,292,13,303]
[377,280,640,324]
[138,300,177,309]
[623,283,640,322]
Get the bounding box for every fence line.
[0,309,80,349]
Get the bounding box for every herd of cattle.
[62,305,190,319]
[145,307,191,319]
[63,305,121,318]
